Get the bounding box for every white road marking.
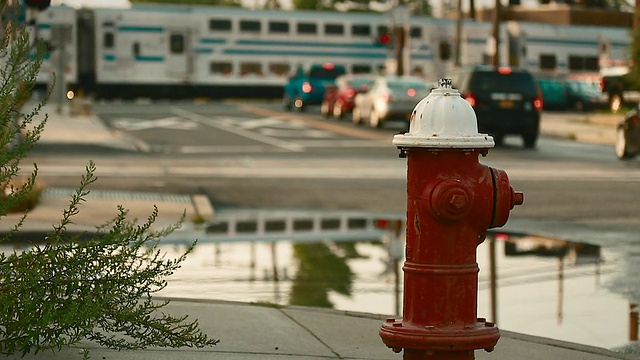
[112,116,198,131]
[172,108,304,152]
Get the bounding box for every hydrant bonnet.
[393,78,495,149]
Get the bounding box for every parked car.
[615,105,640,160]
[448,65,543,148]
[564,80,606,111]
[537,78,567,110]
[283,63,347,111]
[599,66,640,113]
[321,74,374,119]
[352,75,431,128]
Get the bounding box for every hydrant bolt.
[431,180,472,221]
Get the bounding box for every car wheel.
[283,95,292,111]
[333,103,343,119]
[522,132,538,149]
[615,126,636,160]
[610,94,623,113]
[369,108,381,128]
[320,100,330,118]
[352,107,363,125]
[294,97,305,112]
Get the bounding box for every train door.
[166,27,192,80]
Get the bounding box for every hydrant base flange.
[379,320,499,352]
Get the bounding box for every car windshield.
[348,78,373,88]
[470,72,537,97]
[387,79,428,90]
[308,67,346,79]
[566,81,600,94]
[539,80,564,91]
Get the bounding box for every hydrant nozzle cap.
[392,78,495,149]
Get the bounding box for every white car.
[352,75,431,128]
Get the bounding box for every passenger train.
[28,3,632,100]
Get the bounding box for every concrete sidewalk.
[8,298,637,360]
[7,101,638,360]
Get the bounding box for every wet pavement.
[4,101,640,359]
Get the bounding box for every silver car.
[352,75,431,128]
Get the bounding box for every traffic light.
[376,32,393,47]
[24,0,51,11]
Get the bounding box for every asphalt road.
[28,101,640,248]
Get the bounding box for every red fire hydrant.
[380,79,524,359]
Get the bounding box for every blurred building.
[448,2,632,28]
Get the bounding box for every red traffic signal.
[24,0,51,11]
[377,32,393,46]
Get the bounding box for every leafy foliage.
[0,3,218,357]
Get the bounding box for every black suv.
[449,65,543,148]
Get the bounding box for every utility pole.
[470,0,476,20]
[393,2,409,76]
[454,0,462,67]
[395,25,405,76]
[491,0,501,68]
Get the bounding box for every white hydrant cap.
[392,78,494,149]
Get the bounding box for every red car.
[321,74,374,119]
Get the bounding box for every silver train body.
[30,4,631,100]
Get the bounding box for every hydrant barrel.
[380,79,523,359]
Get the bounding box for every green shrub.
[0,4,218,357]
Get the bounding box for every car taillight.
[497,66,512,75]
[533,95,543,111]
[407,88,416,96]
[600,78,606,92]
[631,115,640,124]
[302,82,312,93]
[464,92,477,107]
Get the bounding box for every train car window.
[351,24,370,37]
[584,57,599,71]
[352,64,372,74]
[240,62,262,76]
[209,19,232,31]
[568,55,597,71]
[210,62,232,76]
[377,25,388,35]
[482,53,491,65]
[269,63,291,76]
[170,34,184,54]
[43,41,55,57]
[297,22,317,35]
[268,21,289,34]
[539,54,557,70]
[568,55,582,71]
[240,20,261,33]
[325,23,344,36]
[103,32,114,48]
[410,26,422,39]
